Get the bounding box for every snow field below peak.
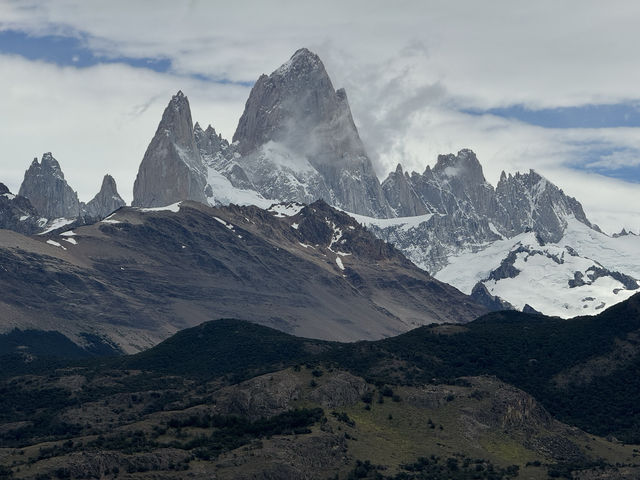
[205,168,272,209]
[436,222,640,318]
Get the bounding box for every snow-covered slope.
[435,218,640,317]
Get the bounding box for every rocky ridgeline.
[381,149,593,243]
[373,149,598,273]
[128,49,599,276]
[132,49,393,217]
[129,49,595,251]
[5,47,632,318]
[194,122,254,191]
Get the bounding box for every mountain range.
[1,46,639,332]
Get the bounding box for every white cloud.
[5,1,640,107]
[586,150,640,170]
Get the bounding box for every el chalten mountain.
[128,48,640,318]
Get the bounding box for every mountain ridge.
[0,199,486,353]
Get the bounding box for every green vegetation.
[1,295,640,477]
[325,295,640,442]
[119,318,331,382]
[344,456,519,479]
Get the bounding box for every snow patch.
[46,239,67,250]
[138,202,182,213]
[62,237,78,245]
[257,141,317,174]
[268,202,305,218]
[335,256,345,270]
[213,216,236,231]
[436,222,640,318]
[349,211,435,231]
[39,218,75,235]
[205,168,272,209]
[488,222,505,239]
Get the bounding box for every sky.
[1,0,639,234]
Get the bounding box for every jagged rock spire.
[382,163,430,217]
[85,174,126,218]
[232,48,393,218]
[18,152,81,219]
[132,91,207,207]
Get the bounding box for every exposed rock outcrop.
[494,169,597,242]
[232,48,393,217]
[18,152,81,219]
[378,149,601,273]
[0,183,43,234]
[84,174,126,218]
[381,164,430,217]
[132,91,207,207]
[194,122,254,191]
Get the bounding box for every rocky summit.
[12,153,126,234]
[18,152,81,219]
[84,174,126,219]
[232,48,393,217]
[375,149,602,272]
[494,169,596,242]
[132,91,208,207]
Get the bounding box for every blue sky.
[0,29,171,71]
[0,30,254,86]
[480,104,640,130]
[464,104,640,183]
[1,1,639,232]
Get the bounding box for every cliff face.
[18,152,81,219]
[85,174,126,218]
[132,91,207,207]
[232,48,393,217]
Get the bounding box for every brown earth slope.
[0,200,486,352]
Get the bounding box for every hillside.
[0,200,485,353]
[2,295,640,478]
